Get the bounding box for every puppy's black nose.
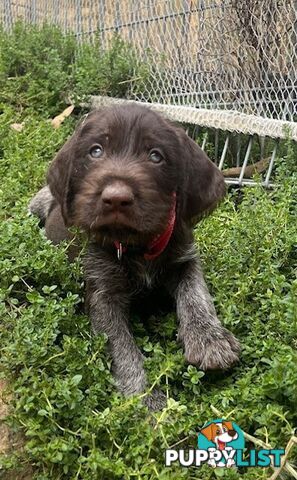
[101,182,134,211]
[228,430,236,437]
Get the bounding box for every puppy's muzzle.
[101,181,135,214]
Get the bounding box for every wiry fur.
[29,185,55,223]
[29,105,240,410]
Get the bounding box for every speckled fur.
[29,105,240,410]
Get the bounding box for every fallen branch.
[210,405,297,479]
[222,157,270,178]
[51,105,74,129]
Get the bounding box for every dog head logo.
[201,420,238,450]
[197,419,245,468]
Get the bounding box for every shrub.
[0,23,296,480]
[0,23,151,116]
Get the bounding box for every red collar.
[114,192,176,261]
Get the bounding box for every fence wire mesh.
[1,0,297,122]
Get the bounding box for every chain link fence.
[1,0,297,122]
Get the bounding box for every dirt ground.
[0,380,32,480]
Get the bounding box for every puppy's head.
[47,105,225,246]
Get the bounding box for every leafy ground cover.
[0,23,296,480]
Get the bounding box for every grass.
[0,23,296,480]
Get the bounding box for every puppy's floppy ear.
[47,133,77,225]
[47,111,100,224]
[178,130,226,223]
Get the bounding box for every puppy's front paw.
[184,328,240,371]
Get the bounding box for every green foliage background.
[0,23,296,480]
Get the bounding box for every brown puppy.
[29,105,240,410]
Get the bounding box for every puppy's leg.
[29,186,78,258]
[28,185,54,223]
[86,266,166,410]
[172,257,240,370]
[89,289,146,394]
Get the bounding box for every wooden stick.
[222,157,270,178]
[210,405,297,478]
[268,436,297,480]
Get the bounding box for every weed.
[0,23,152,117]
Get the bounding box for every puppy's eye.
[149,149,164,163]
[90,144,103,158]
